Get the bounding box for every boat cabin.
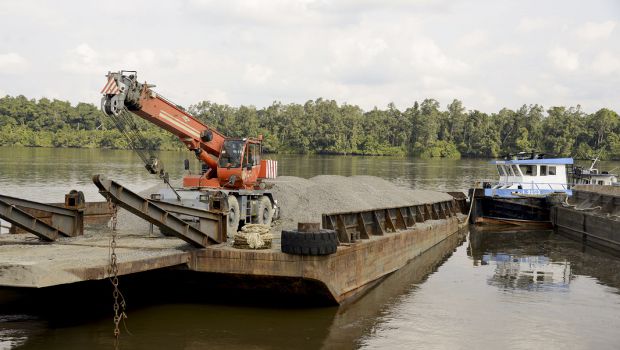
[573,160,618,186]
[484,156,573,198]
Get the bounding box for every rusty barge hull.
[190,216,463,304]
[0,200,466,305]
[552,185,620,253]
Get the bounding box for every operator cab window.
[219,140,244,168]
[243,143,260,168]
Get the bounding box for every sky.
[0,0,618,113]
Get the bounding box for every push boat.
[469,153,573,226]
[572,157,619,186]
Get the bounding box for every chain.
[109,200,118,231]
[107,199,126,348]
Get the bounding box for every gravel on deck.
[269,175,452,230]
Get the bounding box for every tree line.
[1,95,619,159]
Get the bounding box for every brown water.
[1,148,620,349]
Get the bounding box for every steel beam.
[0,194,83,238]
[150,200,227,243]
[93,175,222,247]
[0,198,69,241]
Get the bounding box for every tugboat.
[573,156,618,186]
[469,152,573,226]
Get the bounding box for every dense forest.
[1,95,619,159]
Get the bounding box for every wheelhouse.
[485,157,573,197]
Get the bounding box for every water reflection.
[469,229,572,291]
[358,229,620,350]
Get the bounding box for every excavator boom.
[101,71,225,170]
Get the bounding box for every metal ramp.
[93,175,227,248]
[0,191,90,241]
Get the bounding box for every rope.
[465,184,476,224]
[233,224,273,249]
[562,195,602,211]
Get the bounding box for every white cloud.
[590,51,620,75]
[548,47,579,71]
[0,0,618,113]
[409,37,469,74]
[576,20,616,41]
[0,52,28,73]
[458,30,488,48]
[550,83,570,97]
[186,0,317,26]
[244,63,273,84]
[204,89,230,104]
[517,17,547,32]
[62,44,102,74]
[62,44,178,76]
[516,84,537,98]
[494,44,522,56]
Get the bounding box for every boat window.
[519,165,536,176]
[598,180,605,185]
[512,165,521,176]
[548,166,556,176]
[497,165,506,176]
[506,166,515,176]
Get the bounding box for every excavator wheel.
[227,195,240,238]
[257,196,274,225]
[281,229,338,256]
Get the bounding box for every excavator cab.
[218,140,244,169]
[216,139,261,188]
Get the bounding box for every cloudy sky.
[0,0,618,113]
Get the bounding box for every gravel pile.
[269,175,452,230]
[110,175,452,234]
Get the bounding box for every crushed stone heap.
[269,175,452,230]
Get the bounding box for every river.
[1,148,619,349]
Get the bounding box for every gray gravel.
[269,175,452,230]
[101,175,452,233]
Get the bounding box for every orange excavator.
[101,71,278,234]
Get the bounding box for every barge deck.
[0,208,465,304]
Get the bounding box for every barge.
[552,185,620,253]
[0,176,468,305]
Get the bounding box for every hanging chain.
[109,200,118,231]
[107,199,126,348]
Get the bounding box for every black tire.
[227,195,240,238]
[281,229,338,256]
[257,196,274,225]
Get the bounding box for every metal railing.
[322,199,458,243]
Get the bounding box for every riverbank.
[2,94,619,159]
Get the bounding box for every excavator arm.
[101,71,225,171]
